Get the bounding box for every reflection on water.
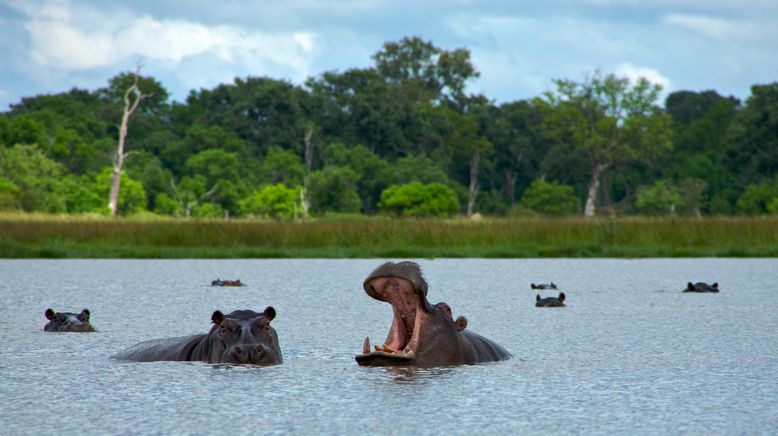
[371,365,459,384]
[1,259,778,434]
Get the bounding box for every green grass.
[1,213,777,258]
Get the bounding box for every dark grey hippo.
[684,282,719,293]
[355,261,511,367]
[211,279,243,286]
[44,308,95,332]
[531,282,557,290]
[536,292,566,307]
[114,307,281,365]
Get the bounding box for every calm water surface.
[1,259,777,434]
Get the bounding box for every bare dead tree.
[301,126,314,220]
[466,150,480,216]
[170,179,219,217]
[108,66,143,216]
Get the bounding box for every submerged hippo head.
[535,292,566,307]
[684,282,719,293]
[44,308,95,332]
[531,282,557,290]
[356,261,510,367]
[208,307,282,364]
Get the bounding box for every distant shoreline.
[2,214,776,258]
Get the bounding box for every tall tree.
[108,67,144,216]
[487,99,549,205]
[723,82,778,188]
[544,72,672,217]
[437,102,492,216]
[373,36,479,107]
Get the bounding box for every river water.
[1,259,776,434]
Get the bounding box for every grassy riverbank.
[1,213,777,258]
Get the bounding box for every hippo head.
[685,282,719,293]
[535,292,566,307]
[356,261,464,367]
[209,307,282,365]
[44,308,96,332]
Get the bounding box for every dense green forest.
[1,37,776,219]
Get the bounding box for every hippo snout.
[230,344,275,363]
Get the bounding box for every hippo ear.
[45,308,56,320]
[263,306,276,321]
[78,309,90,322]
[687,282,695,291]
[211,310,225,325]
[712,282,718,289]
[455,316,468,332]
[559,292,566,302]
[536,294,540,302]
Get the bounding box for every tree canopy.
[1,37,775,218]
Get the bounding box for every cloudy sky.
[1,0,777,111]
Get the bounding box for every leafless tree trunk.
[584,162,608,218]
[467,150,480,216]
[170,179,219,217]
[301,126,313,220]
[108,67,143,216]
[503,169,517,206]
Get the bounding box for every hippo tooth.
[382,344,398,354]
[374,345,382,352]
[363,337,371,354]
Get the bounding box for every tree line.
[1,36,776,219]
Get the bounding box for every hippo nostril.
[255,345,265,355]
[235,346,243,355]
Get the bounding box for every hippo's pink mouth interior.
[363,277,422,355]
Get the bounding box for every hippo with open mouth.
[114,307,281,365]
[44,308,96,332]
[684,282,719,293]
[355,261,511,367]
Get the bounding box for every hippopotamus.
[355,261,511,367]
[211,279,243,286]
[44,308,96,332]
[684,282,719,293]
[531,282,557,290]
[535,292,566,307]
[114,307,281,365]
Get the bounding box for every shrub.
[635,180,683,215]
[238,184,301,220]
[309,167,362,214]
[736,179,778,215]
[519,180,579,215]
[92,168,148,215]
[153,193,181,216]
[379,182,459,217]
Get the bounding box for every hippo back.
[459,330,512,365]
[114,335,206,362]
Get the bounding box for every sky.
[1,0,777,111]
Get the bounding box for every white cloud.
[662,13,774,43]
[615,63,671,91]
[663,13,739,41]
[11,0,317,81]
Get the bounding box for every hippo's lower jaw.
[356,350,416,367]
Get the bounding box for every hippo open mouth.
[356,274,425,366]
[356,261,512,367]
